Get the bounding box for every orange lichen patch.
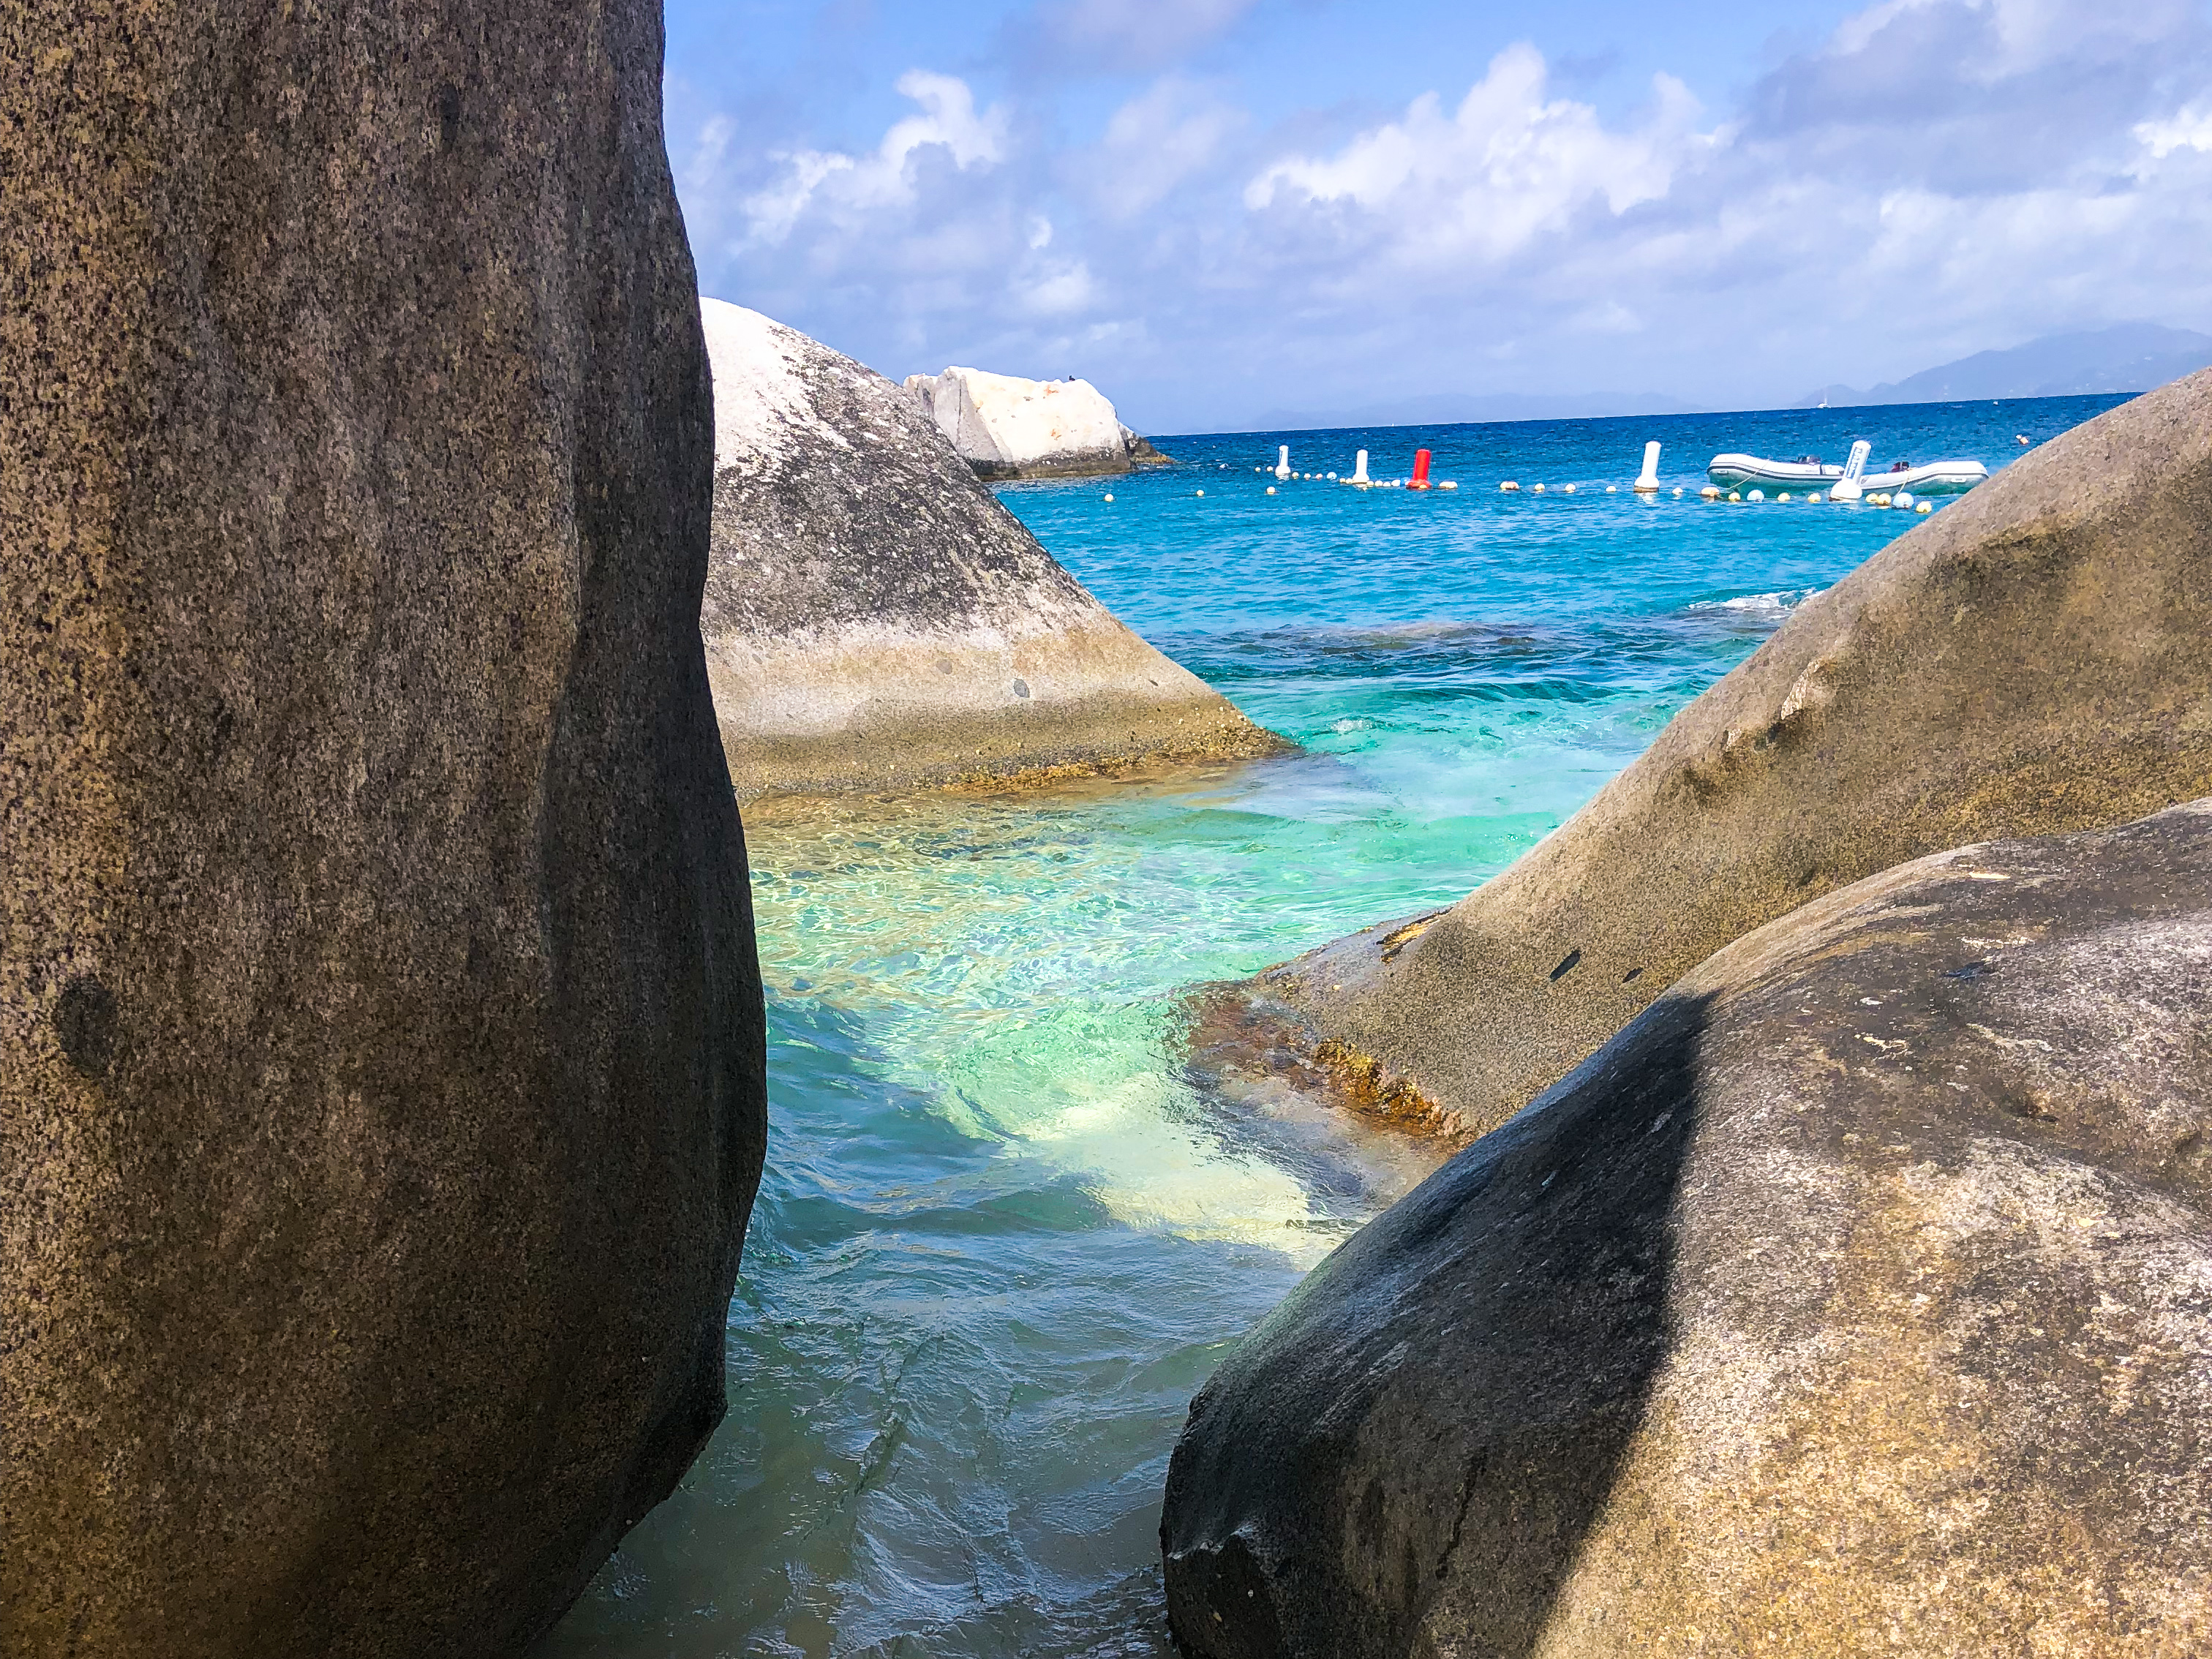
[1377,909,1448,963]
[931,723,1295,796]
[1309,1039,1467,1143]
[1180,983,1471,1153]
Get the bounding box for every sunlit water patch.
[538,396,2123,1657]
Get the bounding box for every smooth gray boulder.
[0,5,762,1655]
[701,301,1285,797]
[1165,801,2212,1658]
[903,364,1171,478]
[1244,366,2212,1145]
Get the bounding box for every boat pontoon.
[1709,439,1987,497]
[1706,452,1843,489]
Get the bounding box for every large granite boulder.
[1164,801,2212,1658]
[1249,366,2212,1143]
[0,5,764,1655]
[701,301,1284,797]
[904,364,1170,478]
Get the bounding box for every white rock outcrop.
[905,366,1167,479]
[698,301,1280,797]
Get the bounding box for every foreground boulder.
[701,302,1284,797]
[905,364,1170,478]
[1,6,763,1655]
[1165,801,2212,1657]
[1251,366,2212,1143]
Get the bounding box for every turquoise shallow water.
[538,396,2123,1658]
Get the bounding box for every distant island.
[1244,322,2212,433]
[1797,323,2212,408]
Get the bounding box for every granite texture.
[0,4,764,1654]
[1165,801,2212,1658]
[701,302,1284,798]
[1251,366,2212,1143]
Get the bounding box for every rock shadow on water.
[535,987,1331,1659]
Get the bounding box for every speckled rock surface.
[0,6,763,1655]
[1164,801,2212,1659]
[1253,366,2212,1143]
[701,301,1284,797]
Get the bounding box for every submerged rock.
[701,302,1284,797]
[1254,366,2212,1143]
[1164,801,2212,1658]
[0,5,763,1655]
[904,364,1171,478]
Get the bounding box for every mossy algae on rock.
[0,4,763,1655]
[698,301,1287,798]
[1252,366,2212,1144]
[1165,801,2212,1658]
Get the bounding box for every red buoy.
[1409,448,1434,490]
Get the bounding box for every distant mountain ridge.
[1253,390,1696,432]
[1799,323,2212,408]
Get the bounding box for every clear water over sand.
[539,396,2121,1657]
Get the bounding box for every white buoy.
[1809,492,1824,503]
[1500,480,1519,492]
[1701,485,1721,499]
[1827,439,1872,503]
[1728,491,1742,502]
[1265,485,1276,494]
[1916,501,1933,514]
[1102,493,1114,503]
[1276,445,1291,481]
[1439,481,1457,490]
[1674,487,1684,497]
[1562,484,1577,494]
[1633,440,1661,492]
[1352,449,1371,485]
[1606,485,1618,493]
[1196,489,1205,497]
[1747,489,1764,502]
[1327,471,1339,481]
[1534,483,1546,493]
[1893,491,1916,510]
[1777,492,1791,503]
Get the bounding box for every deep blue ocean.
[538,396,2124,1658]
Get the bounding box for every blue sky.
[665,0,2212,431]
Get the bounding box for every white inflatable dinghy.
[1858,457,1987,494]
[1706,452,1843,488]
[1709,440,1986,496]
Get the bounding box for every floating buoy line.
[1196,437,1977,514]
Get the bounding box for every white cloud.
[1829,0,2200,78]
[1092,77,1245,219]
[1244,46,1709,268]
[2137,105,2212,159]
[740,71,1009,244]
[677,0,2212,429]
[1017,261,1099,315]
